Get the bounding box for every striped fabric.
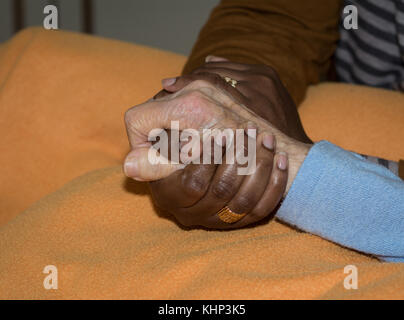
[361,154,399,176]
[336,0,404,91]
[335,0,402,177]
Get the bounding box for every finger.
[162,73,247,107]
[191,68,285,126]
[162,75,199,93]
[205,55,229,62]
[153,89,172,100]
[242,151,288,226]
[149,136,217,208]
[202,61,249,71]
[174,141,245,227]
[161,77,179,90]
[193,66,246,82]
[162,73,235,94]
[149,162,217,209]
[182,130,258,229]
[205,132,273,229]
[162,71,270,124]
[223,133,275,220]
[161,64,245,92]
[192,67,255,98]
[124,148,185,181]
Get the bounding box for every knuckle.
[234,194,255,212]
[183,88,205,102]
[187,79,214,91]
[201,73,229,93]
[197,73,219,85]
[182,171,209,198]
[255,73,276,89]
[181,89,208,108]
[177,75,197,88]
[256,155,273,172]
[180,90,208,113]
[210,72,226,84]
[180,89,221,119]
[124,107,135,126]
[191,67,208,76]
[211,174,238,200]
[263,65,279,79]
[190,72,224,88]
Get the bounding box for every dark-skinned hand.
[149,130,289,229]
[124,79,293,229]
[156,56,311,143]
[143,57,311,229]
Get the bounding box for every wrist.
[257,121,312,196]
[284,141,312,195]
[242,112,312,195]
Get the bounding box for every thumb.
[124,87,232,181]
[161,75,196,93]
[124,148,185,181]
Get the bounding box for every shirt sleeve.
[277,141,404,263]
[183,0,342,104]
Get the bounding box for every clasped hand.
[124,60,311,229]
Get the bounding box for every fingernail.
[262,134,275,151]
[124,158,139,178]
[162,77,177,87]
[205,55,227,62]
[277,152,288,171]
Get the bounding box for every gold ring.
[224,76,238,88]
[217,206,246,224]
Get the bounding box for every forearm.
[277,141,404,262]
[183,0,342,104]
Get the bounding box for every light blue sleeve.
[277,141,404,262]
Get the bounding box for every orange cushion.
[300,83,404,161]
[0,27,186,225]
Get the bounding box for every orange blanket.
[0,28,403,299]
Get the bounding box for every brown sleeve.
[399,160,404,180]
[183,0,343,104]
